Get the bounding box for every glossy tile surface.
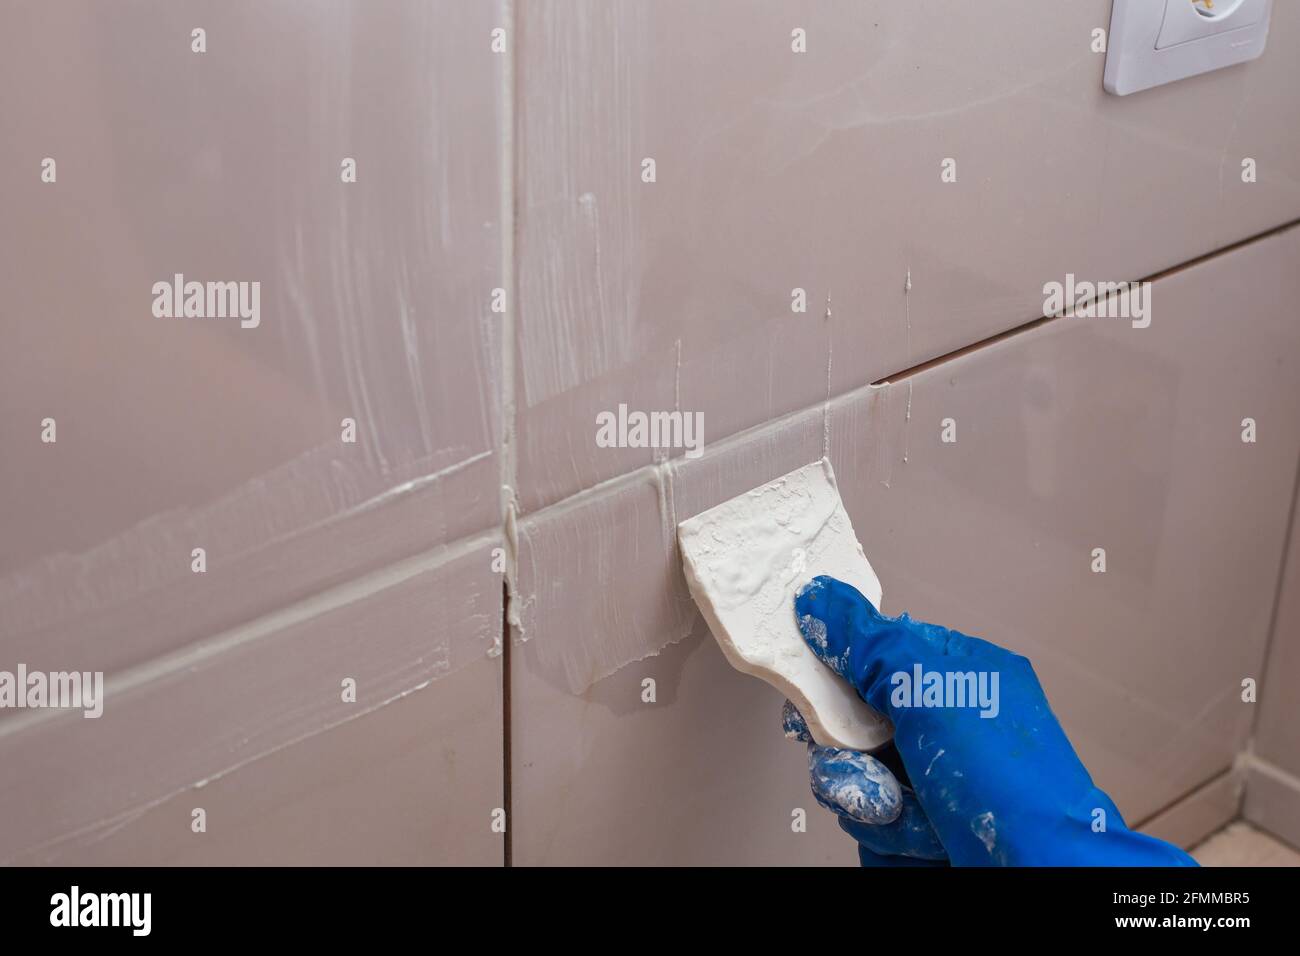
[0,0,505,664]
[0,536,504,865]
[514,0,1300,511]
[0,0,506,866]
[512,225,1300,863]
[512,617,858,866]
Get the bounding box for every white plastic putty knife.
[677,458,893,751]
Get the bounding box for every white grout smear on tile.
[674,336,682,416]
[653,460,675,565]
[516,2,646,406]
[870,378,901,490]
[823,291,833,460]
[904,379,913,465]
[653,338,683,467]
[0,442,495,675]
[514,370,909,696]
[0,533,500,862]
[498,0,520,606]
[904,267,913,364]
[515,471,696,693]
[504,498,523,631]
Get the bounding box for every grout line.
[1143,216,1299,285]
[869,315,1051,387]
[517,218,1300,521]
[502,579,513,867]
[498,0,519,542]
[874,217,1300,387]
[500,0,518,870]
[0,530,500,740]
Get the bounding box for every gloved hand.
[788,574,1197,867]
[783,700,948,866]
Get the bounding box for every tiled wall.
[513,227,1300,863]
[1,1,1298,865]
[513,0,1300,512]
[0,0,506,865]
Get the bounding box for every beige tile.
[0,536,504,865]
[0,1,506,669]
[514,0,1300,511]
[512,617,858,866]
[20,655,505,866]
[512,225,1300,862]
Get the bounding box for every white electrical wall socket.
[1105,0,1272,96]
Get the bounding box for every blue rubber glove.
[783,700,948,866]
[791,575,1197,867]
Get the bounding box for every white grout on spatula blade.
[677,458,893,751]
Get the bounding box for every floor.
[1192,822,1300,867]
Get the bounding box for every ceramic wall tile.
[510,225,1300,863]
[0,0,506,668]
[511,615,857,866]
[514,0,1300,512]
[0,534,504,865]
